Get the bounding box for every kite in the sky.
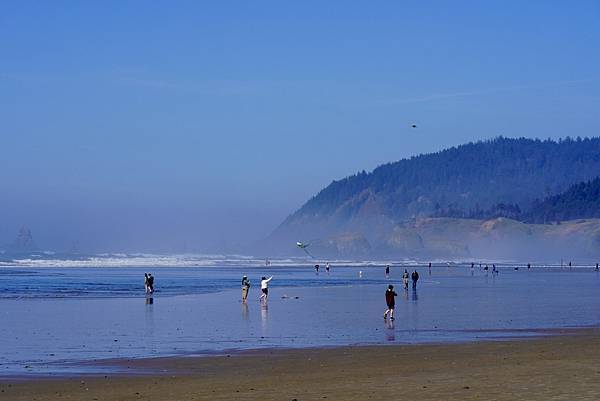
[296,241,314,258]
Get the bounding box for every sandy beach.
[3,329,600,401]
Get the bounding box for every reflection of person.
[411,270,419,289]
[259,276,273,301]
[402,270,409,290]
[383,285,397,321]
[241,276,251,303]
[241,302,249,320]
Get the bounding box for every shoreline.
[3,328,600,400]
[4,325,594,380]
[2,326,597,378]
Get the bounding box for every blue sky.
[1,1,599,252]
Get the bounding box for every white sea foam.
[0,252,576,269]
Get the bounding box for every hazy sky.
[1,1,599,252]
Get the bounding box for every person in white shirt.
[259,276,273,302]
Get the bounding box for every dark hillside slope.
[525,177,600,223]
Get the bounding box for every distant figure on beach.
[470,263,475,276]
[492,265,497,275]
[527,263,531,270]
[484,264,489,271]
[147,273,154,293]
[428,262,432,275]
[596,263,599,271]
[314,264,319,274]
[402,270,409,290]
[569,261,572,269]
[411,270,419,289]
[385,264,390,278]
[326,262,330,273]
[241,275,251,303]
[359,270,363,278]
[383,285,397,321]
[259,276,273,302]
[144,273,149,293]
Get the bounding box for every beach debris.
[281,294,300,299]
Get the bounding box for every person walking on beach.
[259,276,273,302]
[144,273,149,293]
[314,264,319,274]
[383,285,397,321]
[147,273,154,293]
[241,275,251,303]
[385,264,390,278]
[596,263,599,272]
[326,262,330,273]
[402,269,409,290]
[411,270,419,289]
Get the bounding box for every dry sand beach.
[3,329,600,401]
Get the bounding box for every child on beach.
[259,276,273,301]
[384,285,397,321]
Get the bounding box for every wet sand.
[3,329,600,401]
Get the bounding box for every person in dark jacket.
[411,270,419,289]
[383,285,398,321]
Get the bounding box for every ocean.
[1,254,599,376]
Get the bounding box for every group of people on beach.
[241,275,273,303]
[383,268,419,321]
[314,262,331,274]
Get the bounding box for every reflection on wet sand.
[261,303,269,337]
[241,302,249,321]
[384,319,395,341]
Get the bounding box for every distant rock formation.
[9,226,38,252]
